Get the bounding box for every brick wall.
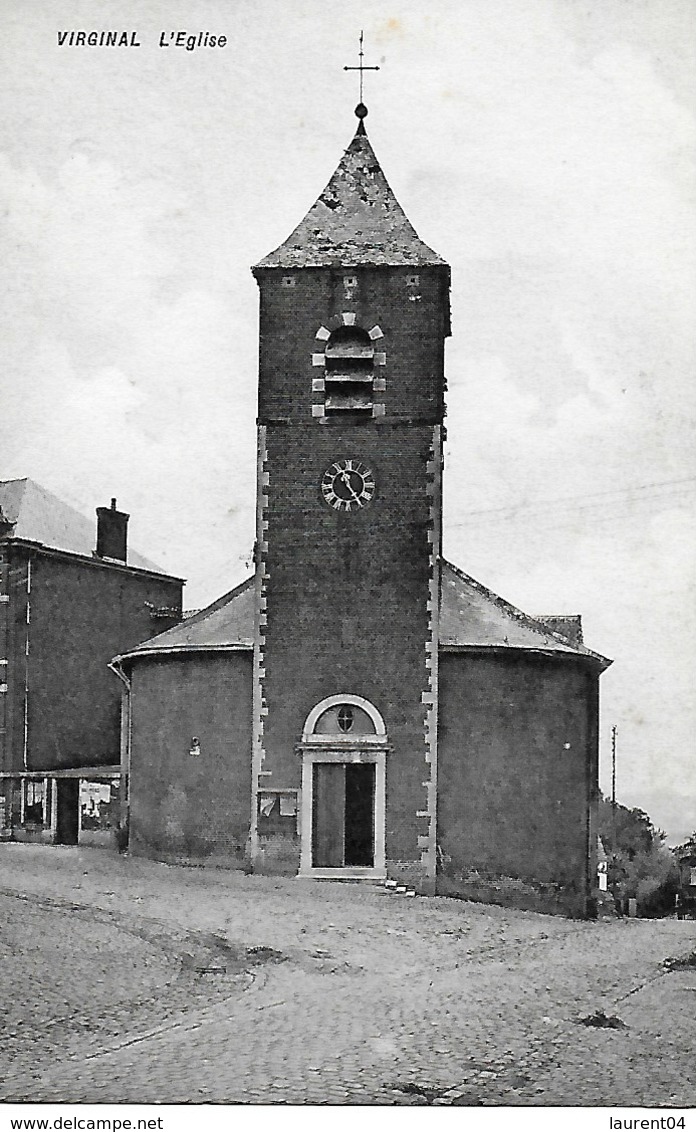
[129,652,252,865]
[253,265,448,876]
[256,267,449,425]
[9,547,182,771]
[1,546,26,772]
[261,423,435,863]
[437,652,599,916]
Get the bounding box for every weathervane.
[344,30,379,122]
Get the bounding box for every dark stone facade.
[438,652,600,917]
[251,252,449,886]
[128,653,252,865]
[0,483,183,846]
[1,542,182,774]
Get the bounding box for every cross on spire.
[344,31,379,123]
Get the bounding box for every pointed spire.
[254,117,446,270]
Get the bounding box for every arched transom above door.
[302,694,386,742]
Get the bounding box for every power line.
[452,476,696,515]
[447,477,696,528]
[449,505,693,539]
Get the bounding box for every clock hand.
[339,469,362,504]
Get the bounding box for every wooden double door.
[312,762,375,868]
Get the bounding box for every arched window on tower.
[323,326,374,415]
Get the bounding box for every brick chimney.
[95,498,129,563]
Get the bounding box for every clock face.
[321,459,375,511]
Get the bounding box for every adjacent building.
[0,478,184,846]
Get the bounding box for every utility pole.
[611,724,617,818]
[611,724,619,910]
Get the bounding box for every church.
[113,99,611,917]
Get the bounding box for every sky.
[1,0,694,841]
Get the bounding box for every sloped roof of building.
[118,577,255,659]
[254,120,446,270]
[440,560,610,665]
[118,562,609,668]
[0,478,171,575]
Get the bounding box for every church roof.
[0,477,172,576]
[118,577,255,659]
[439,561,610,667]
[254,122,446,269]
[118,562,609,668]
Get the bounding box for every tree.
[673,831,696,858]
[597,795,679,916]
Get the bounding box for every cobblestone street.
[0,844,694,1107]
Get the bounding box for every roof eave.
[115,642,253,666]
[252,253,448,272]
[440,642,612,670]
[4,536,185,583]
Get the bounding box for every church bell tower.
[249,99,450,889]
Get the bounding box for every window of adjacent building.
[323,326,374,415]
[24,780,44,824]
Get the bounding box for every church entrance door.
[312,762,375,868]
[298,695,387,880]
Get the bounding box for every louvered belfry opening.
[324,325,374,414]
